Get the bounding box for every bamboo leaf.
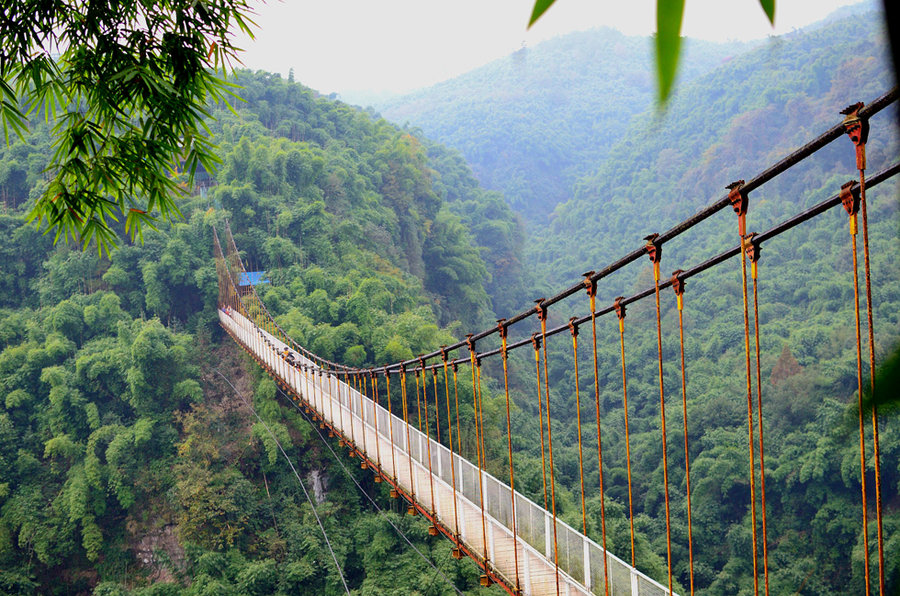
[528,0,558,28]
[759,0,776,25]
[656,0,686,103]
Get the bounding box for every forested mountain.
[538,8,895,285]
[380,4,898,594]
[0,4,898,596]
[377,29,749,223]
[502,7,900,595]
[0,71,513,595]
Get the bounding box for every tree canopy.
[0,0,255,254]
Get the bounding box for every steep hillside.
[502,8,900,595]
[0,71,508,595]
[540,9,895,285]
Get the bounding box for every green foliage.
[0,63,509,594]
[656,0,686,101]
[1,13,895,594]
[0,0,255,254]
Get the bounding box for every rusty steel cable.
[452,362,462,457]
[843,103,886,595]
[614,297,637,567]
[536,300,561,596]
[357,373,368,461]
[328,370,337,438]
[568,318,588,535]
[373,88,898,377]
[584,274,610,596]
[421,368,438,521]
[415,365,424,434]
[646,235,674,595]
[441,352,462,541]
[304,365,314,432]
[351,373,361,454]
[498,320,521,592]
[745,236,770,596]
[360,374,370,468]
[531,333,550,512]
[431,368,442,445]
[372,372,383,477]
[843,180,872,596]
[476,361,488,473]
[467,338,490,576]
[731,181,761,596]
[672,271,695,595]
[385,371,398,483]
[861,176,886,596]
[400,366,416,510]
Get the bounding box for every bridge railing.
[219,306,673,595]
[214,90,898,596]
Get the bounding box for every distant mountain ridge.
[538,8,894,286]
[377,28,751,223]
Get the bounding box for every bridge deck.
[220,309,672,596]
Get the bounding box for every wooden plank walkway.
[220,309,672,596]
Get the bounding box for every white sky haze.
[235,0,870,96]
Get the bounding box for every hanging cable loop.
[843,176,873,596]
[583,271,610,596]
[466,335,490,578]
[843,104,884,596]
[842,102,869,170]
[535,298,561,596]
[440,346,462,546]
[728,179,749,237]
[614,296,636,567]
[531,332,550,511]
[671,269,695,595]
[568,316,589,536]
[744,233,770,595]
[400,363,417,515]
[646,233,674,595]
[498,318,522,592]
[731,180,761,596]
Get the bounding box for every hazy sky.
[234,0,868,96]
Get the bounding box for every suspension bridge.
[213,91,898,596]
